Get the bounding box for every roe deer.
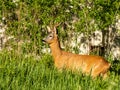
[43,23,111,78]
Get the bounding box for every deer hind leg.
[100,66,110,79]
[101,64,110,79]
[91,70,108,78]
[91,64,110,78]
[102,72,109,79]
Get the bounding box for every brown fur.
[43,24,111,78]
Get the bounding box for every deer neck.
[49,39,61,59]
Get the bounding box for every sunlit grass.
[0,51,119,90]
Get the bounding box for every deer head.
[43,23,60,44]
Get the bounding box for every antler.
[47,22,61,33]
[47,26,51,33]
[53,22,61,34]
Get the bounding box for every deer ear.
[47,26,51,33]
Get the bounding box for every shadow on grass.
[110,60,120,75]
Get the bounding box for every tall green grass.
[0,51,119,90]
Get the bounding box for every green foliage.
[0,0,119,55]
[91,0,120,28]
